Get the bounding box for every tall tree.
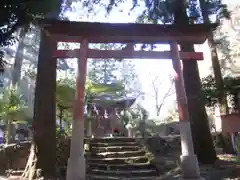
[120,59,141,96]
[22,29,57,180]
[175,0,216,164]
[88,44,119,84]
[88,43,140,95]
[22,0,67,178]
[198,0,235,154]
[88,59,118,84]
[198,0,230,113]
[11,28,27,87]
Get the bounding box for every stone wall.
[0,138,72,173]
[0,141,31,173]
[138,135,181,155]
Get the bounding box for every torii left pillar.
[170,42,202,180]
[66,39,88,180]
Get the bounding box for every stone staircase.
[87,137,159,180]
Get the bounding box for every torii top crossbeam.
[41,19,218,44]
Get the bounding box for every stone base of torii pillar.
[66,156,85,180]
[178,120,203,180]
[66,120,86,180]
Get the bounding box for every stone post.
[126,124,133,137]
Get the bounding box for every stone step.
[90,137,136,144]
[88,162,155,171]
[90,146,142,153]
[88,156,149,164]
[90,150,145,158]
[87,175,157,180]
[88,169,158,177]
[87,138,158,180]
[90,142,137,148]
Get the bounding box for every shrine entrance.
[36,19,217,180]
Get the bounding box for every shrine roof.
[93,95,136,108]
[41,19,218,44]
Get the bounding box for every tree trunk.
[9,29,26,143]
[12,28,26,86]
[208,33,234,154]
[59,107,63,133]
[208,34,229,113]
[22,29,57,179]
[22,144,40,179]
[208,32,234,153]
[199,0,229,114]
[182,56,217,164]
[199,0,233,154]
[174,0,217,164]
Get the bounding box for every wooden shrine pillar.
[33,29,57,177]
[66,40,88,180]
[170,42,201,179]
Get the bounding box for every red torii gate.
[35,19,217,180]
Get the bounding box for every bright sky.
[64,0,213,120]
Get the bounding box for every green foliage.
[0,88,27,123]
[224,76,240,111]
[202,0,230,20]
[88,44,121,84]
[0,0,63,74]
[138,0,178,23]
[0,0,60,47]
[0,88,28,143]
[56,76,125,110]
[56,128,69,167]
[55,76,126,136]
[56,78,75,134]
[56,78,75,109]
[86,81,124,96]
[136,0,229,24]
[201,75,219,107]
[201,75,240,110]
[236,135,240,153]
[88,44,139,96]
[85,80,125,109]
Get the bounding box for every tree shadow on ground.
[155,153,240,180]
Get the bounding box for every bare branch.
[149,72,175,116]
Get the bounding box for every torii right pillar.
[170,41,203,180]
